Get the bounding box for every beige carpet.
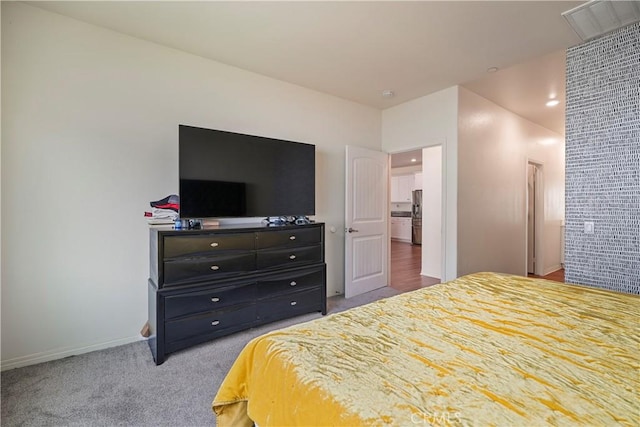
[1,285,400,426]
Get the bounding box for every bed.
[212,272,639,426]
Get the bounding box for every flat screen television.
[179,125,315,219]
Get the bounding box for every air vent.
[562,0,640,41]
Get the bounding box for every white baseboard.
[391,238,412,243]
[544,264,563,276]
[0,335,142,372]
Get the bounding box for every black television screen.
[179,125,315,219]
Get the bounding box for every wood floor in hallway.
[390,241,566,293]
[390,241,440,292]
[529,268,565,283]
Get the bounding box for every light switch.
[584,221,594,234]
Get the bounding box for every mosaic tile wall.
[565,22,639,294]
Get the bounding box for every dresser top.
[150,221,323,235]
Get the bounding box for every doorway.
[389,147,442,291]
[526,161,543,276]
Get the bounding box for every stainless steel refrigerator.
[412,190,422,245]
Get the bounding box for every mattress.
[212,272,640,426]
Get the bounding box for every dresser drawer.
[164,253,256,285]
[257,287,323,323]
[165,304,256,343]
[164,283,257,320]
[257,245,322,270]
[257,267,324,298]
[149,223,326,365]
[163,232,255,259]
[256,227,321,249]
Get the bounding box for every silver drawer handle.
[211,320,220,326]
[210,242,219,247]
[289,235,296,240]
[290,301,297,306]
[211,297,220,302]
[290,281,297,287]
[210,265,219,271]
[289,255,296,260]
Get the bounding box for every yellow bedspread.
[212,272,640,426]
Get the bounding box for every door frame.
[525,159,545,277]
[388,143,446,283]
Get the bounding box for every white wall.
[421,146,442,279]
[1,3,381,369]
[382,87,458,282]
[0,4,3,347]
[457,87,564,276]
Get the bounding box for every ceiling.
[29,1,585,138]
[392,47,569,168]
[391,150,423,169]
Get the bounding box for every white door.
[345,145,389,298]
[527,164,536,274]
[526,162,543,276]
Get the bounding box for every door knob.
[347,227,359,233]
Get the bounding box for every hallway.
[389,241,440,292]
[390,241,565,292]
[528,269,565,283]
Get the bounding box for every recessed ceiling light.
[487,67,499,73]
[539,137,558,146]
[411,158,417,162]
[382,90,395,98]
[546,99,560,107]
